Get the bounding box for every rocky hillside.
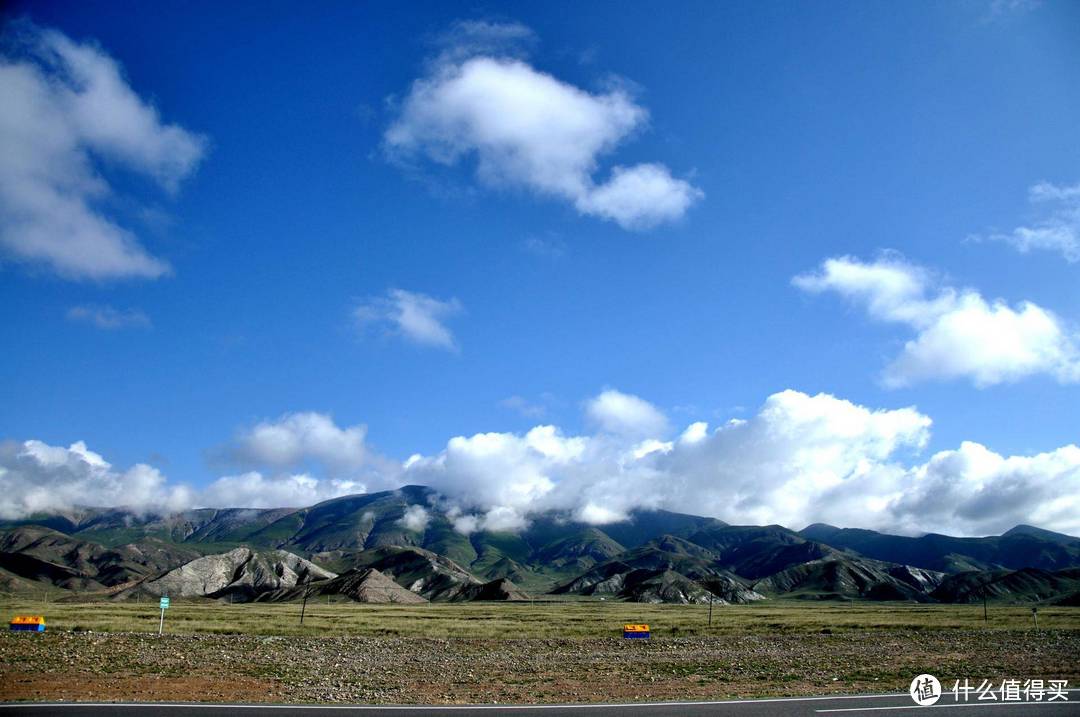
[0,488,739,593]
[256,567,428,604]
[342,545,482,601]
[122,547,335,601]
[550,535,767,604]
[452,578,531,602]
[4,486,1080,605]
[0,525,200,591]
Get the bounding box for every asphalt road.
[2,692,1079,717]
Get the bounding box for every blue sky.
[1,1,1079,535]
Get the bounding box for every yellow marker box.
[10,615,46,632]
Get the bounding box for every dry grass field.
[1,600,1077,705]
[0,596,1075,638]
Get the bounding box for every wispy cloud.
[983,0,1042,23]
[975,181,1080,262]
[385,21,702,230]
[794,254,1080,388]
[429,19,537,66]
[66,304,151,330]
[0,23,206,280]
[522,234,567,259]
[500,395,548,419]
[354,288,463,351]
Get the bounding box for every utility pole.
[982,584,988,624]
[1032,606,1039,630]
[708,591,713,628]
[300,578,311,624]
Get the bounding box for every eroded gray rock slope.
[134,547,335,600]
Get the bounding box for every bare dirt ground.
[2,629,1078,704]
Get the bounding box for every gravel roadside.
[2,630,1077,704]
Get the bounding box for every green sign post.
[158,595,170,635]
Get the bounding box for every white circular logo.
[910,674,942,706]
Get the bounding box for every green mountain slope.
[5,486,1080,604]
[799,523,1080,573]
[750,556,945,601]
[930,567,1080,604]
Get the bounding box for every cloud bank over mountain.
[2,389,1077,537]
[0,439,193,518]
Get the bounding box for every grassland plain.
[1,600,1078,704]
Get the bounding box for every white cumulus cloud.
[794,255,1080,387]
[0,24,206,280]
[355,288,463,351]
[891,441,1080,536]
[0,439,194,519]
[385,27,701,230]
[585,389,669,437]
[212,412,400,508]
[227,412,371,474]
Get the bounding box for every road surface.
[2,692,1078,717]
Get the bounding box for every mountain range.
[2,485,1079,606]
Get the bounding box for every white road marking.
[817,700,1077,713]
[6,691,1077,712]
[3,693,908,710]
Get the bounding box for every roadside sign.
[623,623,650,639]
[158,596,170,635]
[10,615,46,633]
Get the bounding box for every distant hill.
[256,567,427,604]
[550,534,767,604]
[931,567,1080,604]
[799,523,1080,573]
[344,545,483,601]
[1001,525,1080,546]
[529,527,626,575]
[682,524,836,579]
[453,577,531,602]
[3,486,1079,605]
[750,556,945,601]
[0,525,201,591]
[256,567,530,604]
[1,487,735,593]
